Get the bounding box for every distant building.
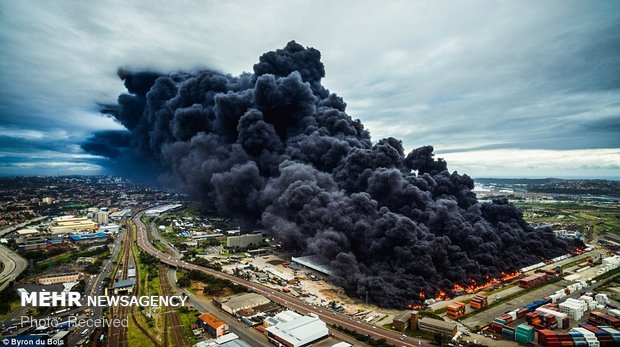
[99,224,120,234]
[417,317,457,337]
[76,257,96,264]
[213,293,271,316]
[226,234,263,249]
[144,204,183,217]
[16,228,39,236]
[69,232,110,243]
[198,313,229,338]
[49,216,98,233]
[96,211,109,225]
[38,273,80,285]
[266,314,329,347]
[291,256,334,276]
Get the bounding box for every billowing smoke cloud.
[87,41,580,308]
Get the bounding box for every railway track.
[159,266,188,347]
[108,223,132,347]
[107,220,162,347]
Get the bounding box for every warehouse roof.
[69,232,109,241]
[198,313,226,328]
[266,315,328,346]
[418,316,457,330]
[216,293,270,312]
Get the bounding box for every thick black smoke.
[87,41,580,308]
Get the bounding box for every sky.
[0,1,619,178]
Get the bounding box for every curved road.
[0,217,44,292]
[133,212,429,347]
[0,244,27,292]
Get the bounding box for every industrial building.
[144,204,183,217]
[38,273,80,285]
[392,311,411,331]
[49,216,98,233]
[68,232,110,243]
[226,233,263,249]
[198,313,229,338]
[265,314,329,347]
[213,293,271,316]
[99,224,120,233]
[264,310,302,327]
[16,228,39,236]
[290,255,334,276]
[417,317,457,337]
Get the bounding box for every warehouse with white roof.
[265,314,328,347]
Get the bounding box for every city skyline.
[1,1,619,178]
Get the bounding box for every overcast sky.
[1,1,619,178]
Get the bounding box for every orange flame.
[434,290,449,301]
[449,271,521,294]
[418,290,426,300]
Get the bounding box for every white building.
[266,314,329,347]
[96,211,109,225]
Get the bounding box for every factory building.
[68,232,110,243]
[226,233,263,249]
[265,314,329,347]
[144,204,183,217]
[198,313,229,338]
[392,311,411,331]
[38,273,80,285]
[291,255,334,276]
[213,293,271,316]
[49,216,98,233]
[417,317,457,337]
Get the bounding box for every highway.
[133,211,430,347]
[0,217,46,292]
[0,243,28,292]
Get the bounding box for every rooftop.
[266,315,328,345]
[198,313,227,328]
[112,278,135,289]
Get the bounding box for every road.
[133,211,429,347]
[0,244,27,292]
[0,216,46,292]
[0,216,48,237]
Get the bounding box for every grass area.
[561,258,589,270]
[177,307,201,346]
[593,266,620,282]
[0,299,22,321]
[32,246,109,273]
[487,283,516,296]
[127,314,155,347]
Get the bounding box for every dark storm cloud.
[0,0,618,176]
[86,41,581,307]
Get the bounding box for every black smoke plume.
[87,41,580,308]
